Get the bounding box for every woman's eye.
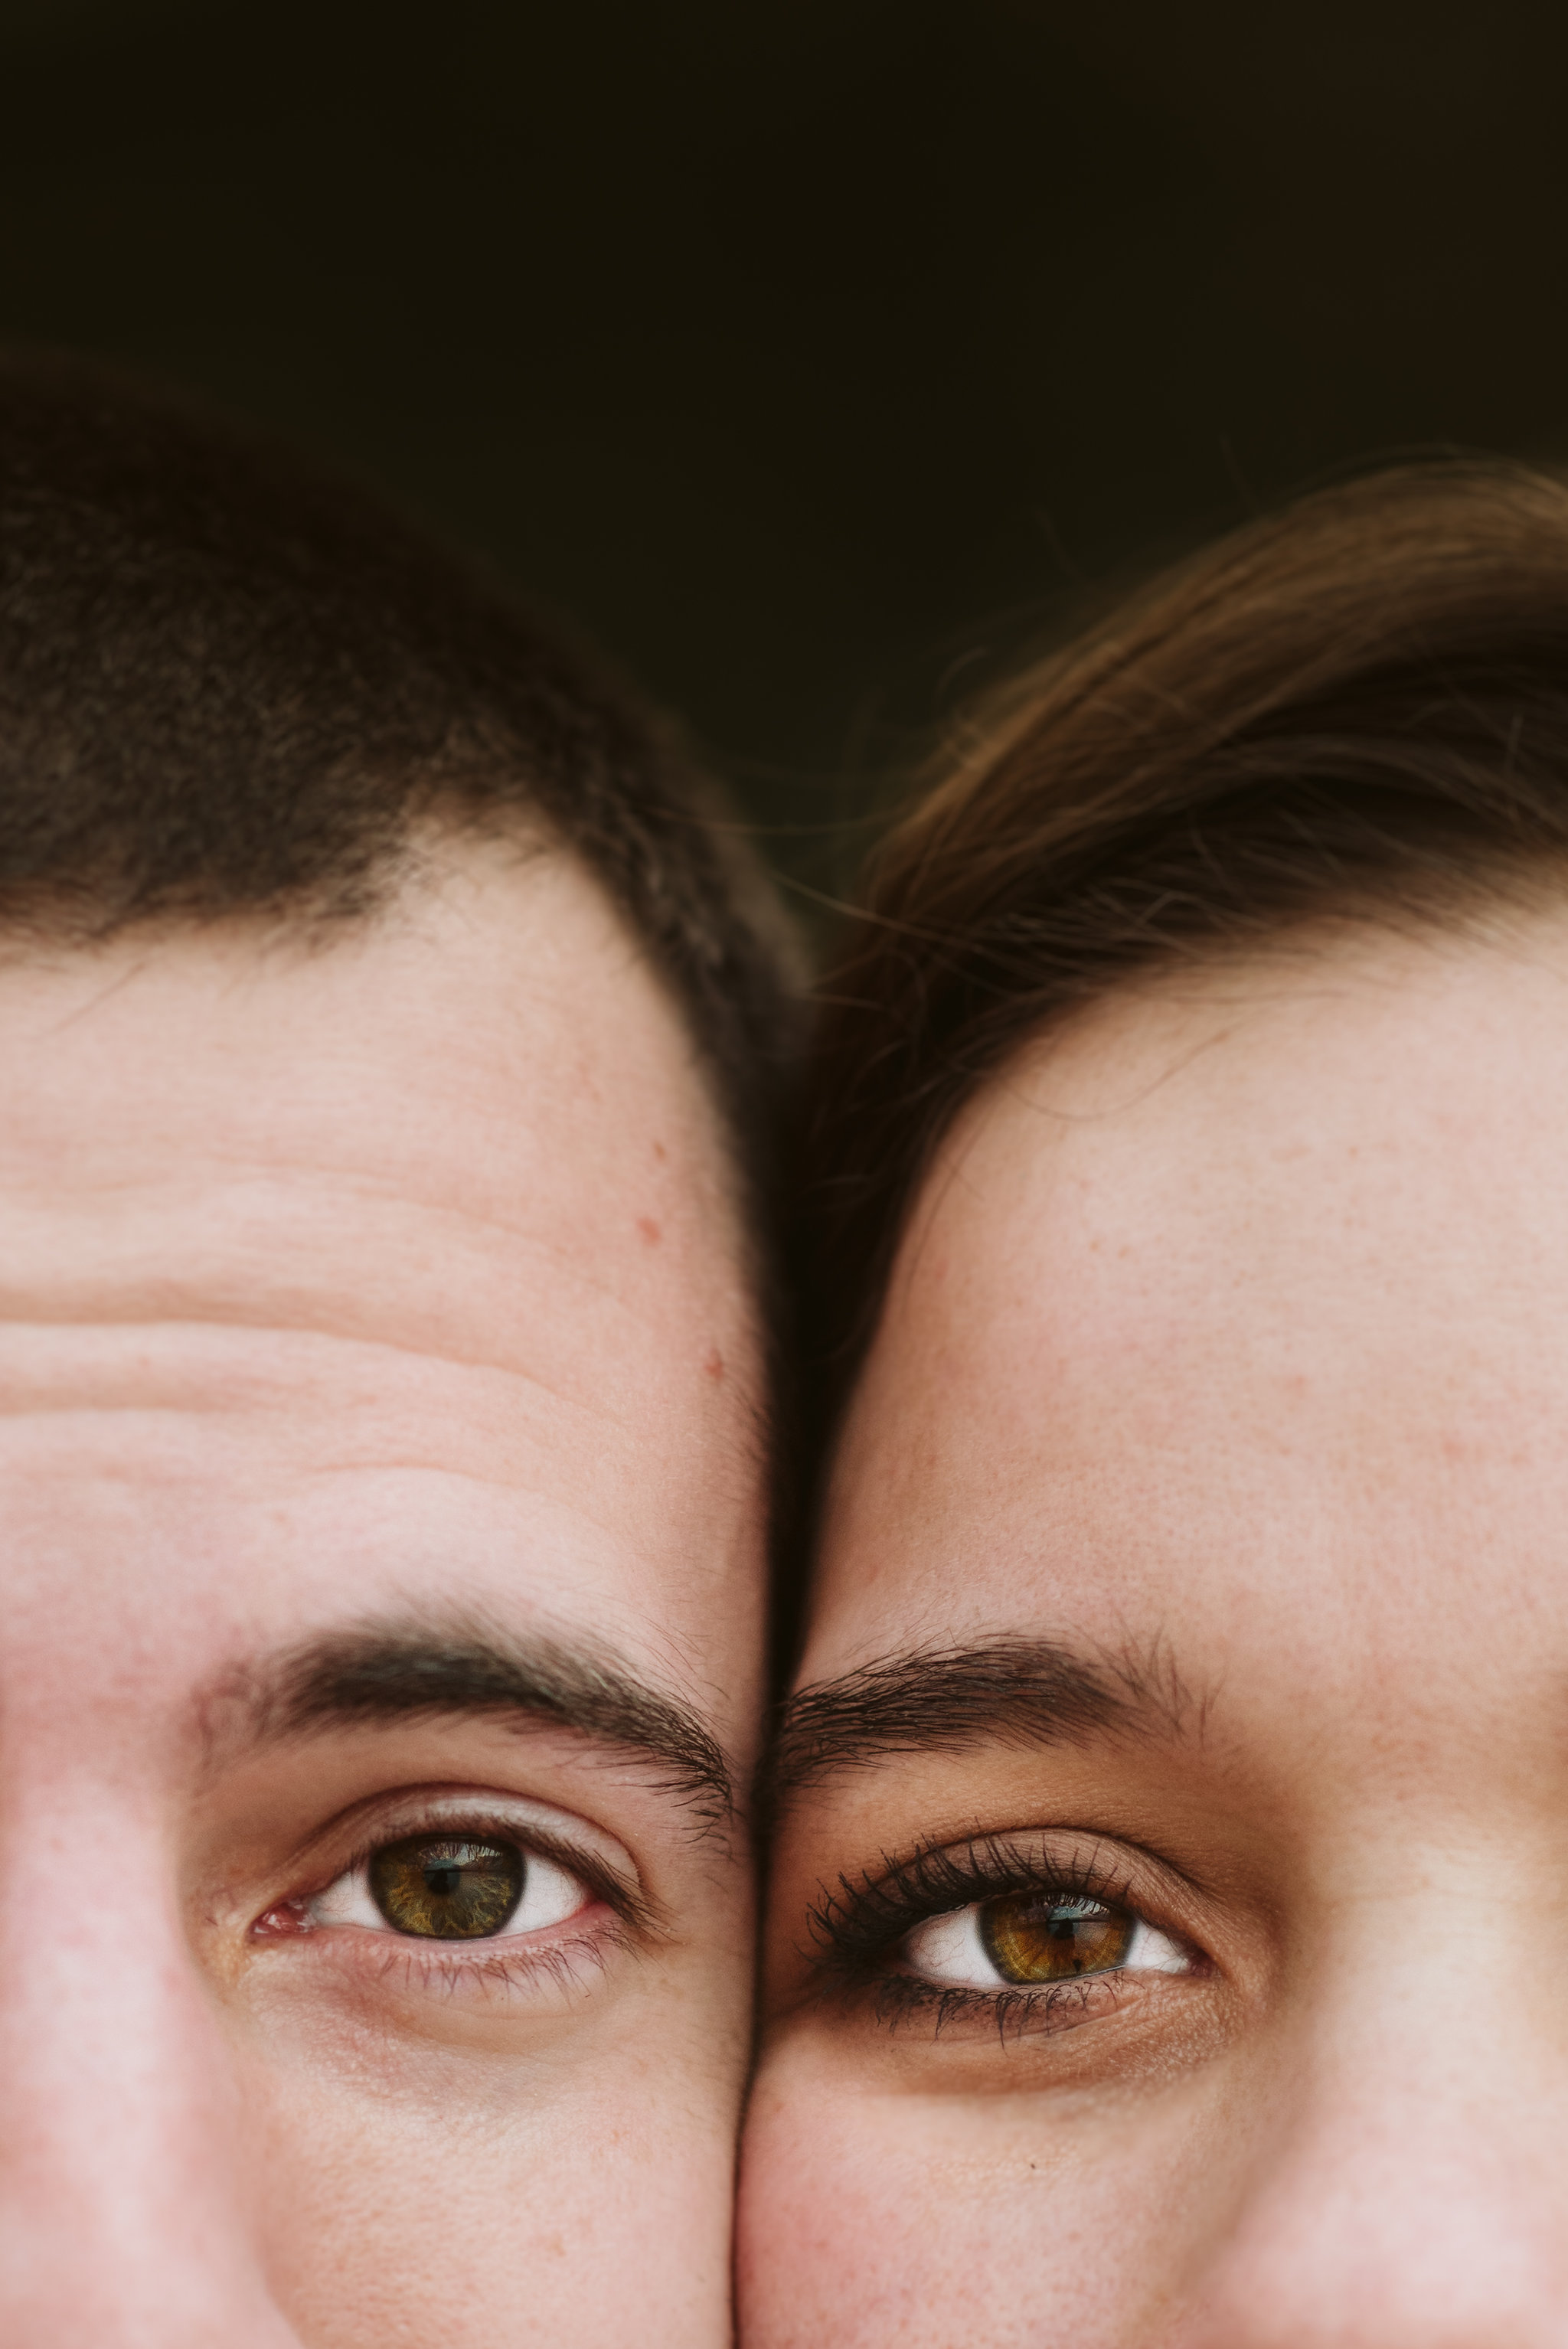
[902,1890,1191,1989]
[305,1833,592,1941]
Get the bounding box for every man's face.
[0,843,765,2346]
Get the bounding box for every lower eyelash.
[869,1965,1135,2044]
[363,1919,628,2002]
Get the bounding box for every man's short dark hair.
[0,351,794,1220]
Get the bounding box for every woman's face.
[741,916,1568,2347]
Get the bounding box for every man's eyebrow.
[766,1634,1207,1808]
[206,1613,732,1822]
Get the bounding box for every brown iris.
[980,1891,1134,1983]
[369,1834,524,1939]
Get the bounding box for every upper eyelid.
[281,1782,638,1876]
[828,1829,1134,1919]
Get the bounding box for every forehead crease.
[0,1331,675,1475]
[0,1135,755,1373]
[0,1154,691,1279]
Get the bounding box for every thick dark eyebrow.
[766,1635,1206,1810]
[204,1612,732,1823]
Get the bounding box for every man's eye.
[903,1890,1191,1988]
[306,1833,592,1941]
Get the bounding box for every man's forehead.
[0,842,749,1328]
[4,840,714,1139]
[0,842,764,1671]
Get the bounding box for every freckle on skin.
[652,1139,668,1161]
[705,1348,724,1380]
[637,1217,662,1245]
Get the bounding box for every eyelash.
[356,1918,627,2003]
[806,1831,1188,2038]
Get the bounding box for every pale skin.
[740,911,1568,2347]
[0,839,766,2347]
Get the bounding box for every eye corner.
[250,1897,314,1941]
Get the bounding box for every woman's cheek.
[737,2038,1225,2349]
[738,2079,946,2348]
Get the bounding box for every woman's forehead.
[808,913,1568,1698]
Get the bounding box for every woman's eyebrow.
[766,1634,1208,1807]
[198,1610,733,1824]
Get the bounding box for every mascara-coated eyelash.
[808,1831,1135,1966]
[806,1831,1197,2035]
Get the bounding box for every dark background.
[2,0,1562,892]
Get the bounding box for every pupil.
[425,1864,462,1898]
